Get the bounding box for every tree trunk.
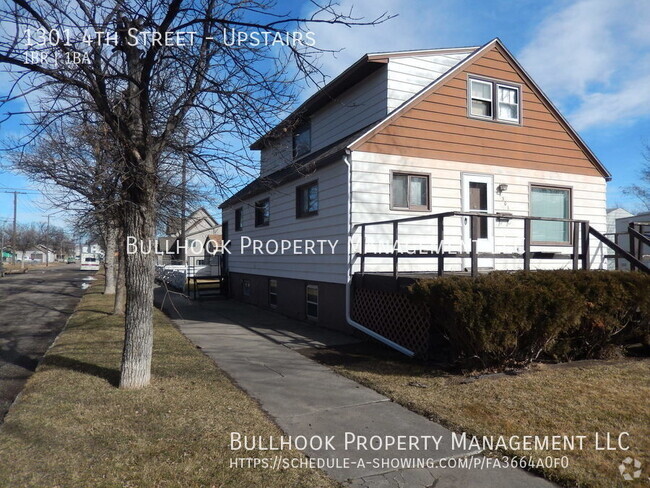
[103,224,117,295]
[113,233,126,316]
[119,159,156,390]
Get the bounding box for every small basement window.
[255,198,270,227]
[530,185,572,245]
[242,279,251,297]
[235,208,243,231]
[296,180,319,218]
[293,121,311,159]
[391,172,430,211]
[306,285,318,320]
[469,77,520,124]
[269,279,277,308]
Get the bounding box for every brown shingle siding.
[357,44,603,178]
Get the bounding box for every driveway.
[0,265,86,420]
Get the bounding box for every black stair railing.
[355,211,650,277]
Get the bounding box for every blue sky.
[1,0,649,229]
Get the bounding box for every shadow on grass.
[41,354,120,387]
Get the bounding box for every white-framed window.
[470,79,493,118]
[497,84,519,122]
[391,172,430,211]
[530,185,572,245]
[469,77,520,123]
[306,285,318,320]
[269,279,277,308]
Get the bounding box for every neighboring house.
[607,208,633,234]
[219,38,611,337]
[16,245,57,264]
[614,211,650,271]
[606,208,633,269]
[158,207,222,265]
[203,234,223,266]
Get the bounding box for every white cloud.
[518,0,650,130]
[570,72,650,129]
[302,0,461,79]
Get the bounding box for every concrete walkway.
[155,288,556,488]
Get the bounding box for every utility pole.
[179,152,187,264]
[2,191,29,265]
[12,192,17,265]
[43,214,52,267]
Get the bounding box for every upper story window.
[530,185,571,245]
[255,198,270,227]
[234,208,243,231]
[469,77,520,124]
[391,172,430,211]
[296,180,319,218]
[292,121,311,159]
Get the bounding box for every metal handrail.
[355,211,590,278]
[354,210,586,229]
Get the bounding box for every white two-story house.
[220,38,610,341]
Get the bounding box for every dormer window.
[293,121,311,158]
[469,77,520,124]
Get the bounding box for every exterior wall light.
[497,183,508,194]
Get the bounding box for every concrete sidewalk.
[155,288,556,488]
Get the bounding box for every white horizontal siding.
[310,68,388,152]
[350,151,607,274]
[222,160,349,284]
[386,52,472,112]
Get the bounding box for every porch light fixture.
[496,184,508,194]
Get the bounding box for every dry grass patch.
[0,286,338,488]
[319,351,649,488]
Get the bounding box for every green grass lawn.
[0,286,338,488]
[308,347,649,488]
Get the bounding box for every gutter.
[343,151,415,357]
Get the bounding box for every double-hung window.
[469,77,520,124]
[530,185,572,244]
[391,172,430,211]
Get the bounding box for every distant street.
[0,265,86,420]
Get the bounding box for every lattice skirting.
[351,287,431,356]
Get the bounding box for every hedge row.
[410,271,650,369]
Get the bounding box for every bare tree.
[623,145,650,212]
[13,223,39,268]
[0,1,389,388]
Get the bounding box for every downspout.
[343,151,415,357]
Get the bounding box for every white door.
[461,173,494,270]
